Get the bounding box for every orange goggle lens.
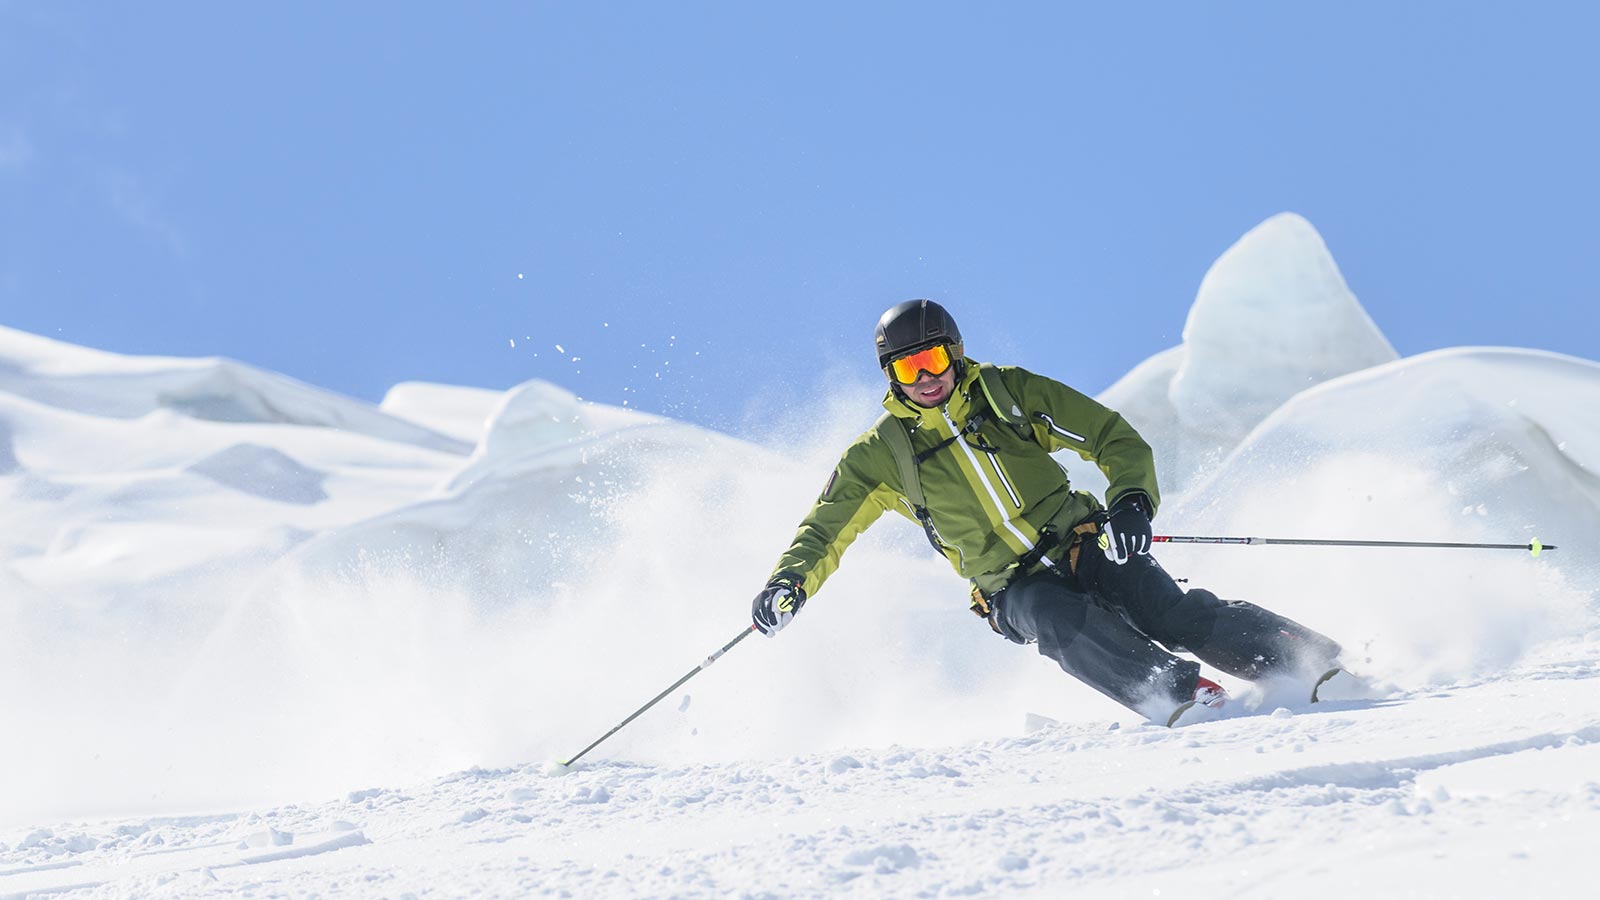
[888,344,953,385]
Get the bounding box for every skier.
[751,299,1343,725]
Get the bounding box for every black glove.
[752,573,807,637]
[1100,493,1153,565]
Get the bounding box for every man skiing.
[751,299,1343,725]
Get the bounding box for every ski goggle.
[887,344,954,385]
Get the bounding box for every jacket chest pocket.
[931,427,1030,514]
[975,426,1062,510]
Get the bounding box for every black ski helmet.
[874,299,963,370]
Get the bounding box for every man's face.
[901,365,956,408]
[887,343,958,408]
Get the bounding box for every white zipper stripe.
[1037,412,1086,443]
[943,409,1035,553]
[989,453,1023,509]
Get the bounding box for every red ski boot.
[1166,675,1228,727]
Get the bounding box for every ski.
[1309,666,1375,703]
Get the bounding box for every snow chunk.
[843,843,922,873]
[237,830,369,864]
[236,827,293,849]
[998,853,1030,871]
[1023,712,1061,735]
[569,785,611,805]
[15,828,98,855]
[828,755,864,774]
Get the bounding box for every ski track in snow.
[4,649,1598,899]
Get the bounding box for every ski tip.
[542,760,575,777]
[1310,667,1342,703]
[1310,667,1382,704]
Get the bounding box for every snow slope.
[3,644,1597,899]
[3,213,1597,898]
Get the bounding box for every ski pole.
[556,624,757,769]
[1153,535,1556,556]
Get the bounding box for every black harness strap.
[911,411,998,465]
[877,413,947,556]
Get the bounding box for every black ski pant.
[991,549,1342,714]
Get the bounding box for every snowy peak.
[1101,213,1398,491]
[1171,212,1397,444]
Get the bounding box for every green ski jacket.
[771,360,1161,599]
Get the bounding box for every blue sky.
[2,2,1596,434]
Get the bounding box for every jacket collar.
[881,358,983,430]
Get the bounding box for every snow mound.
[288,378,764,598]
[1163,347,1600,683]
[380,381,503,446]
[186,444,329,505]
[0,325,478,582]
[1102,213,1398,490]
[1179,347,1600,556]
[465,379,665,475]
[0,325,470,455]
